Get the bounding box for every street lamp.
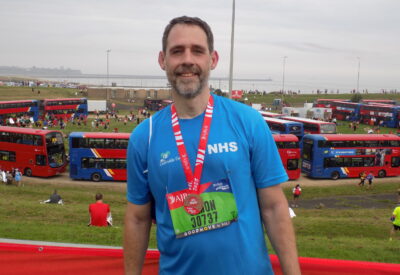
[106,49,111,86]
[282,56,288,94]
[356,57,360,93]
[228,0,236,99]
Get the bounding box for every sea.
[41,75,396,95]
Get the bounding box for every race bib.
[166,178,238,238]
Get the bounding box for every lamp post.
[228,0,236,99]
[356,57,360,93]
[106,49,111,86]
[282,56,288,94]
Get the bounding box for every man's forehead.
[166,24,209,50]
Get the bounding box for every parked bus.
[330,101,361,121]
[359,103,400,128]
[301,134,400,180]
[41,98,88,121]
[259,111,284,118]
[313,99,347,108]
[0,126,67,177]
[282,116,336,134]
[0,100,39,123]
[273,134,300,180]
[264,117,304,138]
[362,99,397,105]
[69,132,130,182]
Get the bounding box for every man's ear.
[210,51,219,70]
[158,51,166,70]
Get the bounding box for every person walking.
[366,171,374,189]
[359,171,366,187]
[390,203,400,241]
[292,184,302,207]
[124,16,300,275]
[14,169,22,187]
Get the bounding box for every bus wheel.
[24,168,33,177]
[331,171,340,180]
[91,173,101,182]
[378,170,386,178]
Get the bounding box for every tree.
[351,93,363,102]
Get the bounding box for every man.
[124,16,300,275]
[42,189,63,204]
[89,193,112,227]
[390,202,400,241]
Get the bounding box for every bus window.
[392,157,400,167]
[320,124,336,134]
[287,159,298,170]
[36,155,47,166]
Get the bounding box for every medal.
[170,95,214,215]
[183,193,204,215]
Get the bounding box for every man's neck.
[172,90,211,119]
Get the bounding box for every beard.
[167,64,209,99]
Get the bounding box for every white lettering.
[218,142,229,153]
[208,144,219,154]
[229,142,238,152]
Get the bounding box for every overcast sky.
[1,0,399,91]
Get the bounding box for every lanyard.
[171,95,214,194]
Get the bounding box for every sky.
[1,0,400,92]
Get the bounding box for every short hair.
[95,193,103,201]
[162,16,214,53]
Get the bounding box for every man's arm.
[123,201,152,275]
[258,185,301,275]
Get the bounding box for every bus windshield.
[320,124,336,134]
[46,132,65,167]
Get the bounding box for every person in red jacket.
[89,193,112,226]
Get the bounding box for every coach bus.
[313,99,348,108]
[259,111,284,118]
[330,101,361,121]
[362,99,397,105]
[264,117,304,138]
[359,103,400,128]
[0,100,39,123]
[69,132,130,182]
[41,98,88,121]
[301,134,400,180]
[282,116,336,134]
[0,126,67,177]
[273,134,300,180]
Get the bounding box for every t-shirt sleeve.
[126,119,152,205]
[249,113,288,188]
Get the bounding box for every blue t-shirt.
[127,94,288,275]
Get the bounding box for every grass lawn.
[1,180,399,264]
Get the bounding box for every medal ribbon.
[171,95,214,193]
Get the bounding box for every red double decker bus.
[41,98,88,121]
[0,126,67,177]
[259,111,284,118]
[313,99,347,108]
[69,132,130,181]
[282,116,336,134]
[273,134,300,180]
[0,100,39,123]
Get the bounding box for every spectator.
[42,190,63,204]
[292,184,302,207]
[89,193,112,227]
[6,171,13,185]
[15,169,22,187]
[366,172,374,189]
[359,171,366,187]
[390,202,400,241]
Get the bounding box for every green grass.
[1,180,400,263]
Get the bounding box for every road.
[21,173,400,189]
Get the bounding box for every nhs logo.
[207,142,238,155]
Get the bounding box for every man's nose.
[181,50,195,65]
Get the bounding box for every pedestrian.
[292,184,302,207]
[15,169,22,187]
[123,16,300,275]
[89,193,112,227]
[6,171,13,185]
[359,171,366,187]
[366,171,374,189]
[389,202,400,241]
[41,190,63,204]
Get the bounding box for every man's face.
[158,24,218,99]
